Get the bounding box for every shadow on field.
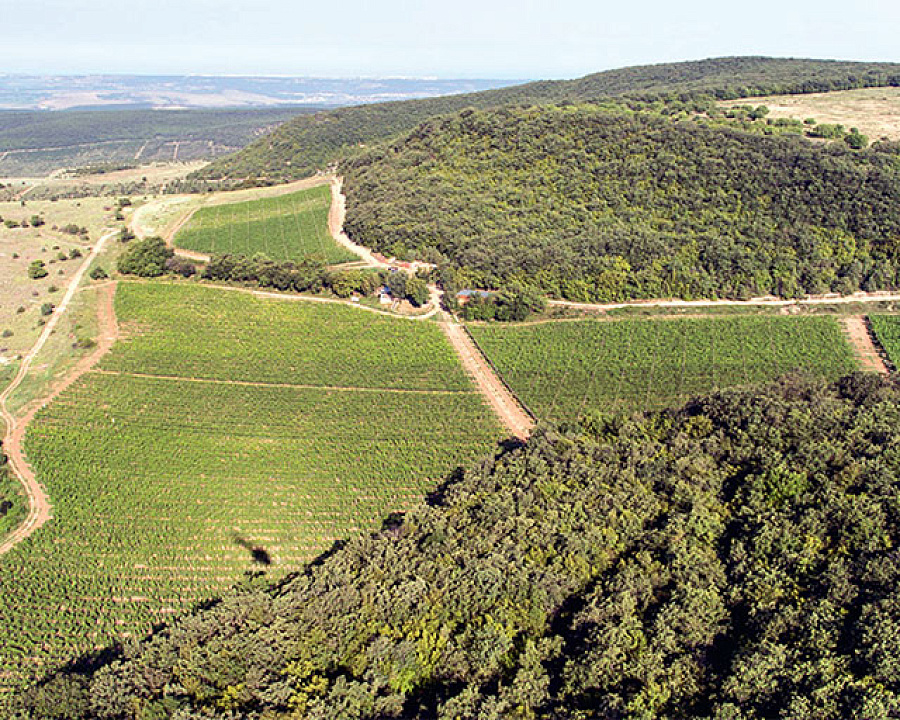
[233,534,272,566]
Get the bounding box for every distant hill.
[196,57,900,182]
[17,374,900,719]
[0,107,311,176]
[342,104,900,301]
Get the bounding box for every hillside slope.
[16,374,900,719]
[342,105,900,301]
[196,57,900,182]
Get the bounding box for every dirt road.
[328,177,390,268]
[548,291,900,313]
[440,320,534,441]
[0,229,118,555]
[843,316,889,375]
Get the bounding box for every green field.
[0,282,500,690]
[173,184,356,263]
[0,461,24,541]
[470,316,857,422]
[868,315,900,369]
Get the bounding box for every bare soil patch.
[843,316,889,375]
[718,87,900,141]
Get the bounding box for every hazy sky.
[2,0,899,78]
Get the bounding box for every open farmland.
[173,183,355,263]
[469,316,857,422]
[0,282,500,691]
[868,315,900,369]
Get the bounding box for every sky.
[1,0,899,79]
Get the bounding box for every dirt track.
[843,316,889,375]
[549,291,900,313]
[440,320,534,440]
[0,276,119,556]
[328,177,389,268]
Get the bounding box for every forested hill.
[342,105,900,301]
[18,374,900,719]
[195,57,900,182]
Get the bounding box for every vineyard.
[173,184,355,263]
[0,450,24,541]
[469,316,857,422]
[868,314,900,369]
[0,282,500,693]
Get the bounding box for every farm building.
[456,289,491,306]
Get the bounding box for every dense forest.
[342,105,900,301]
[195,57,900,182]
[14,374,900,719]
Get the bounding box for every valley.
[3,56,900,718]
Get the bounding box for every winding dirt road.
[0,229,118,556]
[328,177,389,268]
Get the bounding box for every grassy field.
[868,315,900,369]
[0,194,115,362]
[470,316,857,422]
[0,282,500,691]
[719,87,900,142]
[173,184,355,263]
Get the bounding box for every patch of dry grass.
[719,87,900,142]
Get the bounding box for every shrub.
[117,237,174,278]
[68,248,82,259]
[845,128,869,150]
[164,256,197,278]
[28,261,48,280]
[89,266,108,280]
[40,303,54,317]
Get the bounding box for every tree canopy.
[342,106,900,301]
[194,57,900,184]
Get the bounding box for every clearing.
[172,183,354,263]
[0,281,500,690]
[718,87,900,141]
[469,315,858,422]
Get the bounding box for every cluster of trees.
[342,105,900,302]
[115,240,431,307]
[455,283,547,321]
[195,57,900,184]
[203,253,430,306]
[15,373,900,719]
[116,237,174,277]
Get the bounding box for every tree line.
[116,237,432,307]
[195,57,900,184]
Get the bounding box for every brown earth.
[843,316,889,375]
[440,320,534,441]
